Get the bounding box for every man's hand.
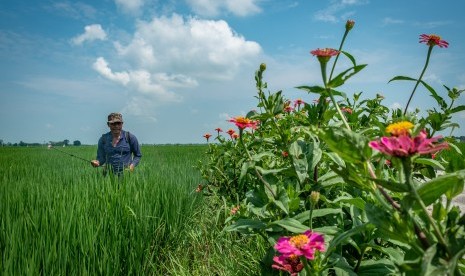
[91,160,100,167]
[129,164,135,172]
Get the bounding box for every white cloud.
[95,14,260,101]
[71,24,107,45]
[93,57,130,85]
[114,0,144,15]
[313,0,368,23]
[186,0,261,17]
[382,17,404,26]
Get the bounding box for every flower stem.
[403,45,433,115]
[239,129,277,198]
[402,158,449,254]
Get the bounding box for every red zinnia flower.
[272,254,304,276]
[419,34,449,48]
[215,127,222,133]
[226,129,235,137]
[203,133,212,142]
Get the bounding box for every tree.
[73,140,81,146]
[64,139,70,146]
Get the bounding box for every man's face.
[108,122,123,135]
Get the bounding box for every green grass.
[0,145,267,275]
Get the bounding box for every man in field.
[91,113,142,175]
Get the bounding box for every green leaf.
[416,170,465,206]
[357,259,397,275]
[328,64,367,88]
[414,158,445,170]
[293,208,342,223]
[388,75,417,82]
[450,105,465,114]
[318,127,371,164]
[270,218,309,233]
[296,85,326,95]
[224,219,267,232]
[341,50,356,67]
[326,223,371,255]
[371,178,409,193]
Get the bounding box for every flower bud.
[345,20,355,31]
[260,63,266,72]
[310,191,320,206]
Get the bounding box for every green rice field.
[0,145,266,275]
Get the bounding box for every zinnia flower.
[419,34,449,48]
[294,99,304,107]
[385,121,414,136]
[275,230,325,260]
[226,129,235,137]
[272,254,304,276]
[369,130,448,158]
[203,133,212,142]
[341,107,353,114]
[310,48,340,63]
[228,116,259,130]
[232,133,239,140]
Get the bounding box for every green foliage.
[198,22,465,275]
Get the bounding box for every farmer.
[91,112,142,175]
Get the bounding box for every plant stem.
[239,130,277,198]
[403,46,433,115]
[402,158,449,254]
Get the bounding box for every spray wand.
[48,144,92,163]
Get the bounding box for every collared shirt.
[96,130,142,173]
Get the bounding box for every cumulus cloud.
[92,57,182,102]
[186,0,261,17]
[114,0,144,15]
[71,24,107,45]
[92,14,261,116]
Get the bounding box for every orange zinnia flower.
[228,116,259,130]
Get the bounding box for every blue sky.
[1,0,464,145]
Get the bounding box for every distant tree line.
[0,139,82,147]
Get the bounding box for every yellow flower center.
[235,116,251,124]
[289,234,309,248]
[386,121,414,136]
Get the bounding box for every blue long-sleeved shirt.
[96,130,142,173]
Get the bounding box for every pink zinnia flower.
[294,99,305,107]
[369,130,448,158]
[310,48,340,63]
[228,116,259,130]
[272,254,304,276]
[275,230,325,260]
[419,34,449,48]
